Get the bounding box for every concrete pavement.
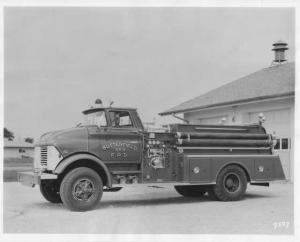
[3,182,293,234]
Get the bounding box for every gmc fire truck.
[18,99,286,211]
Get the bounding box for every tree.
[25,137,34,143]
[4,127,14,140]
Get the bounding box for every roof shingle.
[160,62,295,115]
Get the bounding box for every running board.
[111,170,142,175]
[250,182,269,187]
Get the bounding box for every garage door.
[248,108,291,180]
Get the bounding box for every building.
[4,138,34,159]
[160,41,295,181]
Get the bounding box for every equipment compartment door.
[254,158,274,180]
[189,158,211,182]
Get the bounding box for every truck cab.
[83,106,144,164]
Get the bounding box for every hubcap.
[223,173,240,193]
[72,178,95,201]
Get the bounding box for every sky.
[4,7,295,139]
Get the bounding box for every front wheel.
[212,165,247,201]
[40,180,62,203]
[60,167,103,211]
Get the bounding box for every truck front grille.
[40,146,48,167]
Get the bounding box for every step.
[111,170,142,175]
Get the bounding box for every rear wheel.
[174,185,206,197]
[60,167,103,211]
[206,185,218,200]
[40,180,62,203]
[212,165,247,201]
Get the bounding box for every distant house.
[160,41,294,181]
[4,138,34,159]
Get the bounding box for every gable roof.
[159,62,295,116]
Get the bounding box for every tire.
[206,185,218,201]
[60,167,103,211]
[40,180,62,203]
[174,185,206,197]
[212,165,247,201]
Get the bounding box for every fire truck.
[18,99,286,211]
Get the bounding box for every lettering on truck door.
[102,110,143,163]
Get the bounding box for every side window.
[274,139,280,150]
[273,138,290,150]
[281,138,289,150]
[19,148,25,153]
[109,111,133,128]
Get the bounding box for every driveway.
[3,182,293,234]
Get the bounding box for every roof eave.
[159,92,295,116]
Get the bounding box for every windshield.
[83,111,107,127]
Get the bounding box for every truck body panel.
[177,154,285,184]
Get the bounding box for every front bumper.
[17,171,58,188]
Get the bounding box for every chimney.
[272,40,288,64]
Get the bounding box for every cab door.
[93,110,143,163]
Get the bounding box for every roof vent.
[272,40,288,64]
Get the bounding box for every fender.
[54,153,112,187]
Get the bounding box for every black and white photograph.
[1,0,298,241]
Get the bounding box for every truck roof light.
[95,99,102,105]
[95,99,104,108]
